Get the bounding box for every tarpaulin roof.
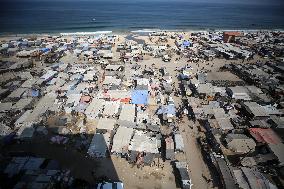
[224,31,242,36]
[157,105,176,115]
[20,41,28,45]
[249,128,282,144]
[165,105,176,115]
[131,90,149,105]
[183,40,191,46]
[41,48,50,53]
[31,90,39,97]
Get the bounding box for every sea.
[0,0,284,34]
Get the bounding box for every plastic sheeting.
[32,90,39,97]
[183,40,191,47]
[41,48,50,53]
[131,90,149,105]
[249,128,282,144]
[157,105,176,115]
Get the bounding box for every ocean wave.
[60,25,111,30]
[60,31,112,36]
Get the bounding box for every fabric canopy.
[131,90,149,105]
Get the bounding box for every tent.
[41,48,50,53]
[183,40,191,47]
[32,89,39,97]
[249,128,282,144]
[157,105,176,115]
[165,105,176,115]
[131,90,149,105]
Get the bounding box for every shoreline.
[1,28,284,37]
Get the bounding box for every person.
[176,111,180,118]
[184,108,188,115]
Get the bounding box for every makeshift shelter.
[40,70,57,82]
[174,134,185,152]
[234,167,278,189]
[111,126,133,154]
[85,99,105,121]
[226,134,256,154]
[216,158,237,189]
[102,101,120,117]
[0,102,13,112]
[88,133,110,158]
[129,130,159,154]
[182,40,191,48]
[268,143,284,166]
[174,161,192,189]
[7,88,27,100]
[12,98,33,110]
[131,90,149,105]
[119,104,135,123]
[249,128,282,145]
[223,31,243,43]
[165,136,175,160]
[227,86,251,101]
[216,118,234,131]
[241,102,269,119]
[96,118,116,132]
[103,90,131,102]
[157,105,176,123]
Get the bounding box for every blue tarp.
[157,108,163,115]
[81,43,89,51]
[157,105,176,115]
[182,40,191,47]
[131,90,149,105]
[41,48,50,53]
[81,43,89,47]
[90,48,98,52]
[165,105,176,115]
[19,41,28,46]
[179,73,190,80]
[82,46,89,51]
[62,45,68,50]
[31,90,39,97]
